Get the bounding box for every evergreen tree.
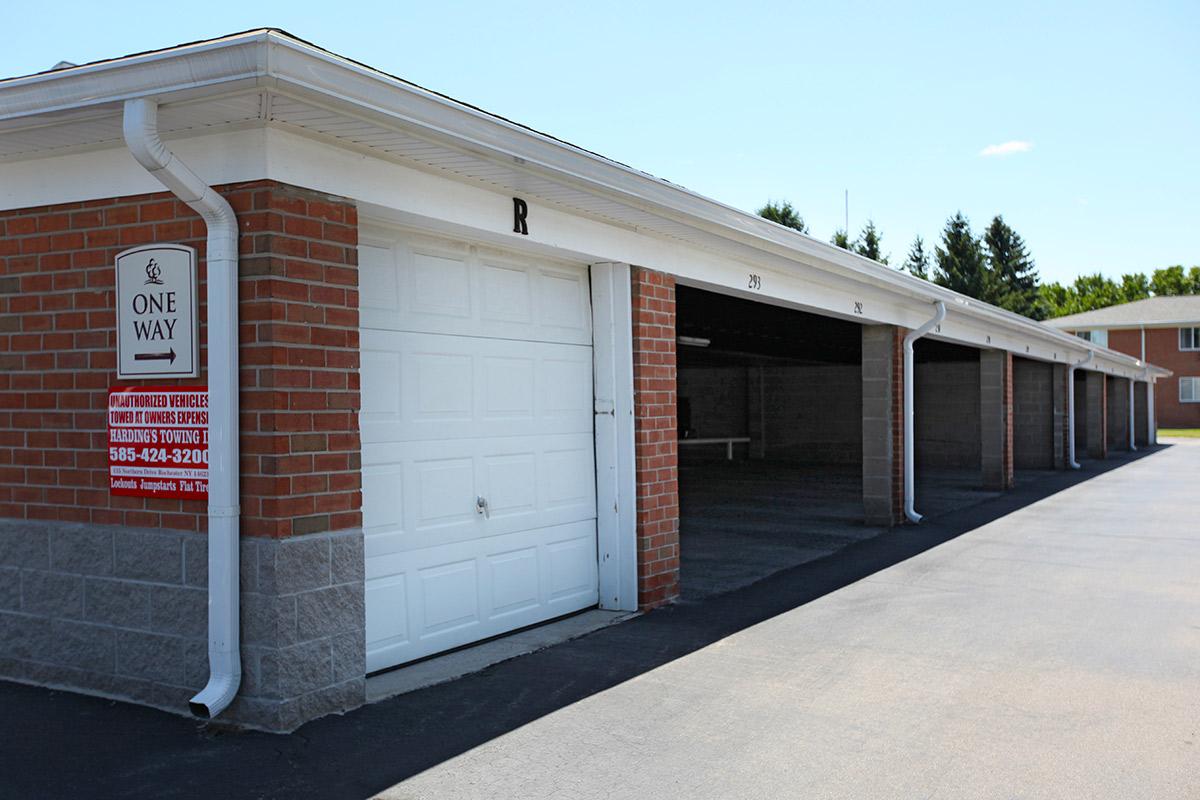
[831,229,851,249]
[756,200,808,233]
[853,220,888,264]
[902,235,930,279]
[984,215,1041,318]
[933,212,990,299]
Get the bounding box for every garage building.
[0,30,1167,731]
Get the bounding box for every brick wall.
[630,268,679,608]
[0,181,361,538]
[1108,327,1200,429]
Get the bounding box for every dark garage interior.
[1012,356,1061,477]
[674,286,879,600]
[911,339,1001,515]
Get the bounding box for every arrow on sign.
[134,348,176,364]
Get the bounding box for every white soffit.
[0,93,264,159]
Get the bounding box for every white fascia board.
[0,128,269,209]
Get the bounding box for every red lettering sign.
[108,387,208,500]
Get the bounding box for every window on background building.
[1076,329,1108,347]
[1181,377,1200,404]
[1076,331,1092,342]
[1180,327,1200,351]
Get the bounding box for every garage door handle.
[475,496,489,518]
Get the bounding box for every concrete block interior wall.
[913,341,981,471]
[0,181,365,732]
[1012,358,1057,471]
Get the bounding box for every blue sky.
[6,1,1198,284]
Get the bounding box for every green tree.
[756,200,808,234]
[1071,273,1123,311]
[1189,266,1200,293]
[1119,273,1151,303]
[853,220,888,264]
[1150,265,1188,296]
[933,212,991,300]
[902,235,930,279]
[1039,281,1075,318]
[984,215,1041,318]
[831,229,851,249]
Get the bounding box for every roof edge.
[0,30,1171,380]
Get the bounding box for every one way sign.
[115,244,198,379]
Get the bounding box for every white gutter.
[122,98,241,720]
[1067,351,1094,469]
[903,301,947,524]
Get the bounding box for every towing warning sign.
[108,387,208,500]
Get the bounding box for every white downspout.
[123,99,241,720]
[903,301,946,523]
[1128,378,1137,451]
[1067,350,1094,469]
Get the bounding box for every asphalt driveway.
[3,441,1197,799]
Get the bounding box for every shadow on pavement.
[0,445,1167,800]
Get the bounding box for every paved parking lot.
[2,441,1196,799]
[391,440,1200,799]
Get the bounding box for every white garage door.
[359,231,598,672]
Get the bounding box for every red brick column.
[0,181,360,538]
[630,267,679,608]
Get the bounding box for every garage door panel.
[363,232,597,672]
[361,331,592,443]
[480,262,533,325]
[546,530,599,603]
[364,433,595,558]
[364,519,598,671]
[360,235,591,345]
[418,559,479,635]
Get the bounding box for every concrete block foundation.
[0,519,365,732]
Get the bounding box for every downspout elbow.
[902,301,946,524]
[123,98,241,721]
